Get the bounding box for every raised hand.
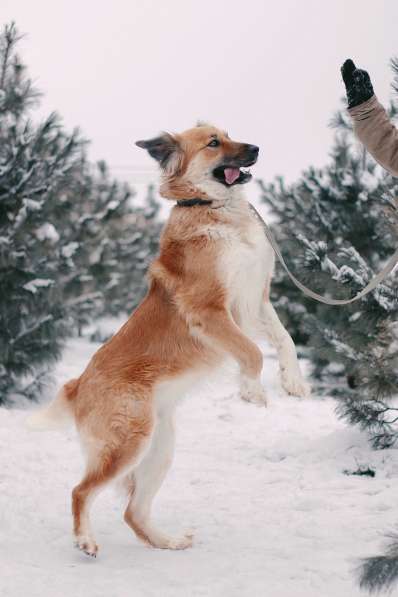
[341,58,374,108]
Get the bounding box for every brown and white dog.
[28,124,310,557]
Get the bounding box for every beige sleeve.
[349,95,398,176]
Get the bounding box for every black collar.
[176,198,213,207]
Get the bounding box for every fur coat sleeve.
[349,95,398,177]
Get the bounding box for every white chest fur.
[217,215,274,335]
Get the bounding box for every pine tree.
[359,535,398,594]
[0,23,86,403]
[0,22,162,403]
[354,59,398,596]
[51,159,134,331]
[258,92,398,448]
[58,167,162,327]
[107,183,161,316]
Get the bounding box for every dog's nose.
[247,144,259,156]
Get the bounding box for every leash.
[175,197,398,305]
[248,203,398,306]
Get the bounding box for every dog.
[28,123,310,557]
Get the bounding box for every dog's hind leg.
[124,410,192,550]
[72,397,154,557]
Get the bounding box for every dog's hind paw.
[239,376,267,406]
[74,536,98,558]
[164,532,194,550]
[147,530,194,550]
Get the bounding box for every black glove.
[341,59,374,108]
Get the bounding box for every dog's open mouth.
[212,165,253,186]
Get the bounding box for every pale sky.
[2,0,398,193]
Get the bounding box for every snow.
[360,171,380,193]
[349,311,362,323]
[23,278,54,293]
[2,322,398,597]
[107,200,119,211]
[22,198,43,212]
[61,241,79,258]
[35,222,60,243]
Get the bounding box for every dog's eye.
[207,139,220,147]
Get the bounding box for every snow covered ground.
[2,321,398,597]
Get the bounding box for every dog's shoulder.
[149,206,230,292]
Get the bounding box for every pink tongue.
[224,167,240,185]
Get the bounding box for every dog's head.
[136,124,259,202]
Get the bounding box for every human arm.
[341,58,398,176]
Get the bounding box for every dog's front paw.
[281,368,311,398]
[239,376,267,406]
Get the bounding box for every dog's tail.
[25,378,78,431]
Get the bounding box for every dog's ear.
[135,133,183,176]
